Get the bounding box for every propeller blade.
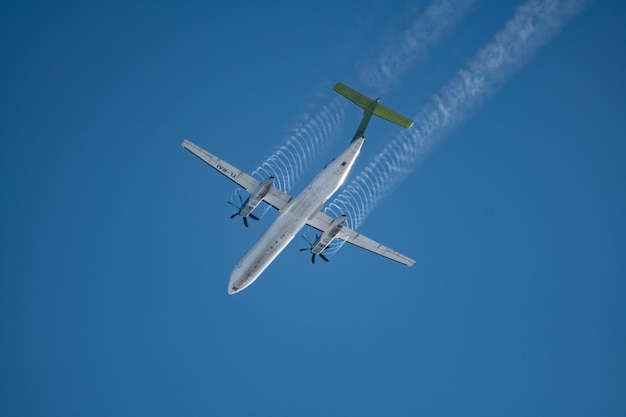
[300,234,330,265]
[227,197,254,227]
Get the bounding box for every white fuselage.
[228,137,365,294]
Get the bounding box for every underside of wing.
[306,211,415,266]
[182,139,292,211]
[264,187,292,211]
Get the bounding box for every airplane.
[182,82,416,294]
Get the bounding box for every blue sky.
[1,0,625,416]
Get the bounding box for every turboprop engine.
[300,215,347,263]
[228,177,275,227]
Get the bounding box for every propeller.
[299,235,329,264]
[227,195,259,228]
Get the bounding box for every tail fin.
[333,82,413,141]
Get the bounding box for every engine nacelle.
[239,177,275,218]
[311,215,347,255]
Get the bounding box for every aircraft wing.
[183,139,415,267]
[182,139,292,210]
[306,211,416,267]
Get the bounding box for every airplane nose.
[228,257,263,295]
[228,272,242,295]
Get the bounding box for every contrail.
[251,96,346,193]
[228,96,345,219]
[249,0,477,197]
[325,0,590,243]
[360,0,478,90]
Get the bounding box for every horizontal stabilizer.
[333,82,375,109]
[333,82,413,129]
[373,103,413,129]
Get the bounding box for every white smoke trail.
[250,0,477,197]
[228,97,346,219]
[251,97,346,193]
[361,0,478,90]
[326,0,591,239]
